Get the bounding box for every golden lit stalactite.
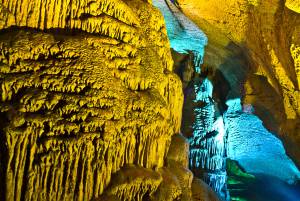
[0,0,141,29]
[0,0,186,200]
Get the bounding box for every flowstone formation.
[0,0,218,200]
[189,76,227,197]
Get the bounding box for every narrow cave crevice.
[0,113,9,201]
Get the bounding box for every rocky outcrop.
[176,0,300,167]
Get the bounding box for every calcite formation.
[188,76,227,196]
[176,0,300,166]
[153,1,227,197]
[0,0,204,200]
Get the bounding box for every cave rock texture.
[176,0,300,167]
[0,0,219,200]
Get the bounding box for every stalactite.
[193,51,203,74]
[0,0,184,200]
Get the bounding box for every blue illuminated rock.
[225,98,300,183]
[152,0,207,73]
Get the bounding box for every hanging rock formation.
[0,0,219,200]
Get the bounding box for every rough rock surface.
[191,178,220,201]
[0,0,223,200]
[176,0,300,167]
[286,0,300,13]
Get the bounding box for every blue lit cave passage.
[225,99,300,201]
[152,0,227,197]
[153,0,300,200]
[225,98,300,182]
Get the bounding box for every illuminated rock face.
[286,0,300,13]
[152,0,207,73]
[176,0,300,167]
[0,0,212,200]
[189,78,227,197]
[225,99,300,183]
[153,0,227,197]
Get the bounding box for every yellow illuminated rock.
[267,45,300,119]
[291,44,300,88]
[176,0,250,43]
[0,0,202,200]
[285,0,300,13]
[100,165,163,201]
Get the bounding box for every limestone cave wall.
[0,0,219,200]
